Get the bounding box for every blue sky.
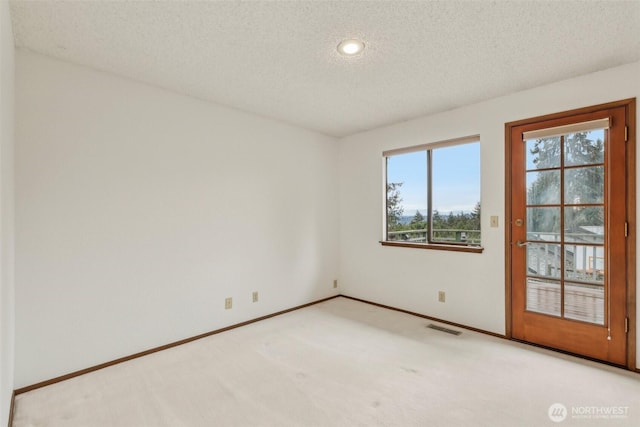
[387,143,480,216]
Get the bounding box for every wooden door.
[508,102,633,366]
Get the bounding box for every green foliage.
[386,182,404,231]
[388,203,481,244]
[435,208,480,233]
[472,201,481,220]
[528,131,604,237]
[410,210,426,229]
[386,183,481,244]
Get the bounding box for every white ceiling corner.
[9,0,640,138]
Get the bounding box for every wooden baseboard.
[7,391,15,427]
[341,295,640,374]
[14,295,340,395]
[340,295,506,339]
[14,293,636,399]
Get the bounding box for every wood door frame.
[505,98,637,371]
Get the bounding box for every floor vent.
[427,324,462,336]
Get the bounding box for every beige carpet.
[12,297,640,426]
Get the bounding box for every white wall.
[0,0,15,424]
[15,51,340,388]
[12,47,639,392]
[339,61,640,366]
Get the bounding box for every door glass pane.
[564,166,604,204]
[526,137,561,169]
[564,207,604,244]
[564,282,604,325]
[527,170,560,205]
[527,243,561,278]
[564,244,604,284]
[564,129,605,167]
[527,207,560,241]
[526,278,561,316]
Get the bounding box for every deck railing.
[525,232,605,325]
[387,228,481,245]
[525,232,604,280]
[527,278,604,324]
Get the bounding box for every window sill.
[380,241,484,253]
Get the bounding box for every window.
[383,136,482,252]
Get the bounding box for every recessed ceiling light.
[337,39,365,56]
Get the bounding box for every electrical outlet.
[333,279,338,289]
[438,291,446,303]
[490,216,499,228]
[225,297,232,309]
[252,291,259,303]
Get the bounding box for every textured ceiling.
[9,0,640,137]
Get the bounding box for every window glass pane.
[431,142,481,245]
[526,278,561,317]
[564,129,605,167]
[527,170,560,205]
[564,166,604,204]
[564,207,604,244]
[386,151,427,242]
[526,207,560,241]
[526,137,560,170]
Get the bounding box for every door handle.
[516,240,528,247]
